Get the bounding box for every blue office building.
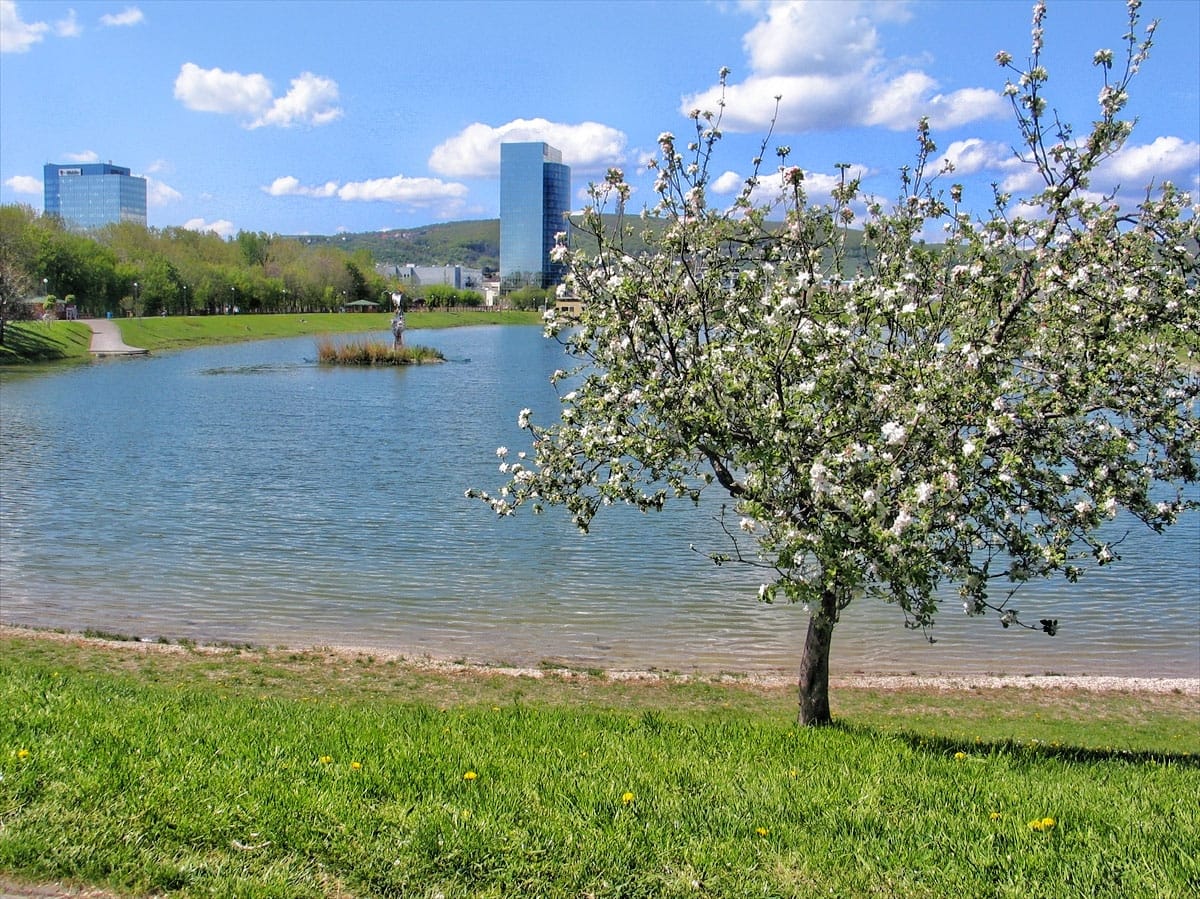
[500,142,571,289]
[43,162,147,230]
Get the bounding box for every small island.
[315,336,444,366]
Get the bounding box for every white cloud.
[100,6,144,27]
[182,217,235,239]
[265,176,339,198]
[712,170,745,194]
[429,118,628,178]
[63,149,100,163]
[337,176,468,203]
[865,74,1003,130]
[742,0,886,78]
[55,8,80,37]
[1098,136,1200,185]
[709,162,871,207]
[1,0,49,52]
[265,174,468,208]
[174,63,342,129]
[682,1,1005,133]
[937,138,1015,176]
[174,62,272,117]
[251,72,342,129]
[999,167,1044,196]
[993,136,1200,200]
[147,179,182,207]
[4,174,42,195]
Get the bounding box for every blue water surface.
[1,324,1197,677]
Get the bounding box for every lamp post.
[182,284,188,315]
[229,286,235,315]
[132,281,139,318]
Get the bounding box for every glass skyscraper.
[43,162,147,231]
[500,142,571,289]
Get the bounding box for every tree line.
[0,204,490,332]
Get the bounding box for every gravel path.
[79,318,146,356]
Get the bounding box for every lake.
[1,324,1197,678]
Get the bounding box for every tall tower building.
[43,162,148,230]
[500,142,571,289]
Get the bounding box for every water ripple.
[2,326,1197,677]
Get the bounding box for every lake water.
[1,324,1197,678]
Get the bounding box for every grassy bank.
[0,321,94,365]
[118,310,541,353]
[2,632,1196,898]
[0,311,542,363]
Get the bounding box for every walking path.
[80,318,147,356]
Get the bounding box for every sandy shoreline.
[4,624,1197,695]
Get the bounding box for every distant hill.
[290,215,868,275]
[290,220,501,272]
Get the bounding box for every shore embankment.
[3,624,1195,695]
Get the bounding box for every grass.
[117,310,541,353]
[2,631,1197,898]
[0,310,542,364]
[315,336,444,366]
[0,320,93,365]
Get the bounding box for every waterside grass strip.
[1,631,1197,898]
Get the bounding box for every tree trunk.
[798,593,838,726]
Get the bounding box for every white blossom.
[881,421,907,445]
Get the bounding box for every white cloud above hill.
[429,118,628,178]
[682,0,1005,133]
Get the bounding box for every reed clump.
[316,336,443,365]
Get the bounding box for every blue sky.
[2,0,1197,239]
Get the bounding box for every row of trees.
[0,206,493,338]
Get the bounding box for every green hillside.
[291,215,868,276]
[292,220,501,272]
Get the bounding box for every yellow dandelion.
[954,751,968,761]
[755,826,769,837]
[787,768,798,779]
[621,791,635,805]
[319,755,332,765]
[1041,816,1056,829]
[463,770,478,781]
[989,811,1002,821]
[350,761,362,771]
[16,748,30,760]
[1028,816,1056,831]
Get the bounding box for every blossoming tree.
[473,2,1198,724]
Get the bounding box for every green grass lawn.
[118,310,541,353]
[2,631,1196,898]
[0,310,542,364]
[0,321,94,364]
